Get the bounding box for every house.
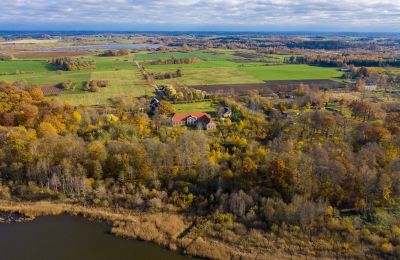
[171,112,216,130]
[340,68,352,72]
[150,97,160,110]
[365,82,378,91]
[217,106,232,119]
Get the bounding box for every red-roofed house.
[171,112,216,130]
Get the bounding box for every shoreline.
[0,200,298,260]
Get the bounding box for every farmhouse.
[365,82,378,91]
[217,106,232,119]
[171,112,216,130]
[149,97,160,111]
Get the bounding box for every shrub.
[147,197,162,210]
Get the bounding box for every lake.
[0,214,193,260]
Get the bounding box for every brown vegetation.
[0,200,299,259]
[40,84,63,96]
[193,80,344,95]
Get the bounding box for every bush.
[147,197,162,210]
[0,184,11,199]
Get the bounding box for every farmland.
[0,50,346,111]
[193,79,345,95]
[0,49,347,106]
[240,64,343,81]
[134,50,234,61]
[142,51,344,86]
[0,55,150,106]
[146,63,343,86]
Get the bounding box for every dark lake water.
[40,44,162,51]
[0,214,192,260]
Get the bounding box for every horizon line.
[1,30,400,34]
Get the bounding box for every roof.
[150,97,159,104]
[40,85,62,96]
[172,112,213,124]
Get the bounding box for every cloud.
[1,0,400,31]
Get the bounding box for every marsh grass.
[0,200,285,260]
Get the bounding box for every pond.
[0,214,193,260]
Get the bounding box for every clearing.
[58,68,151,106]
[173,101,218,114]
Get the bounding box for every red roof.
[172,112,212,124]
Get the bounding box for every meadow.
[134,50,234,61]
[0,55,151,106]
[138,50,343,86]
[0,60,51,73]
[146,62,342,86]
[58,69,150,106]
[240,64,343,81]
[173,101,218,114]
[0,50,344,106]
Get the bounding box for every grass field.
[139,50,342,86]
[149,63,342,86]
[0,60,51,73]
[0,50,344,106]
[173,101,218,114]
[134,51,233,61]
[58,68,151,106]
[0,56,150,106]
[154,67,262,86]
[241,64,343,81]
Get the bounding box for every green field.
[0,50,344,106]
[58,68,151,106]
[0,56,151,106]
[148,62,342,86]
[139,50,342,86]
[134,51,233,61]
[241,64,343,81]
[154,67,262,86]
[173,101,218,114]
[0,60,51,73]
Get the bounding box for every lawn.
[173,101,218,114]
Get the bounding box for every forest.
[0,78,400,258]
[285,54,400,68]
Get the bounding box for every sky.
[1,0,400,32]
